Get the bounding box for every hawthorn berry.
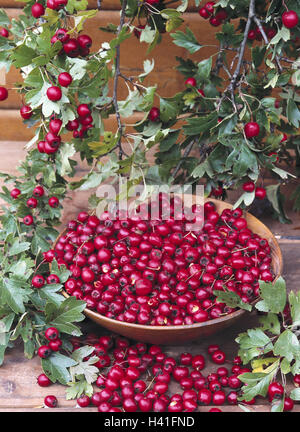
[23,215,34,226]
[185,77,197,87]
[37,373,51,387]
[0,28,9,38]
[47,86,62,102]
[244,122,260,138]
[44,395,57,408]
[20,105,32,120]
[0,87,8,101]
[148,107,160,122]
[31,2,45,18]
[58,72,73,87]
[48,196,59,208]
[38,345,52,359]
[282,10,299,29]
[10,188,21,199]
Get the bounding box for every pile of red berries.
[10,184,60,226]
[37,333,295,412]
[198,1,227,27]
[38,195,274,326]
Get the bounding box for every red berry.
[243,181,255,193]
[211,350,226,365]
[199,7,210,19]
[37,141,46,153]
[148,107,160,122]
[58,72,73,87]
[48,196,59,208]
[49,118,62,135]
[77,395,90,408]
[37,373,51,387]
[55,28,69,43]
[283,396,294,412]
[255,187,266,200]
[77,34,92,49]
[20,105,32,119]
[32,274,45,288]
[45,327,59,341]
[44,395,57,408]
[209,16,222,26]
[0,87,8,101]
[0,28,9,38]
[282,10,299,29]
[38,345,52,359]
[244,122,260,138]
[31,2,45,18]
[33,185,45,197]
[23,215,34,226]
[268,382,284,402]
[185,77,197,87]
[10,188,21,199]
[47,86,62,102]
[48,339,62,351]
[77,104,91,117]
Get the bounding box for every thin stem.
[228,0,255,92]
[172,140,196,179]
[253,16,283,73]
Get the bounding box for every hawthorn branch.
[97,0,101,10]
[112,0,128,160]
[228,0,255,93]
[253,16,283,73]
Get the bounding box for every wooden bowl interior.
[58,198,282,345]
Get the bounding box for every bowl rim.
[55,197,283,332]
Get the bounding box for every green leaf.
[66,379,93,400]
[42,352,77,385]
[1,277,31,314]
[45,296,86,336]
[255,277,287,314]
[183,112,218,135]
[290,388,300,401]
[273,329,300,362]
[213,289,252,312]
[289,291,300,327]
[11,44,37,67]
[259,313,281,335]
[287,99,300,128]
[197,57,212,81]
[7,239,30,256]
[171,28,202,54]
[239,370,276,401]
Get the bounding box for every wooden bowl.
[58,199,282,345]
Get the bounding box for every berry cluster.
[39,196,274,325]
[37,326,62,360]
[10,184,60,226]
[198,1,228,27]
[37,334,296,411]
[242,181,266,201]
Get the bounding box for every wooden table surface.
[1,227,300,412]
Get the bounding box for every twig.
[228,0,255,92]
[253,16,283,73]
[97,0,101,10]
[112,0,128,160]
[172,140,196,179]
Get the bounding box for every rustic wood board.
[0,239,299,412]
